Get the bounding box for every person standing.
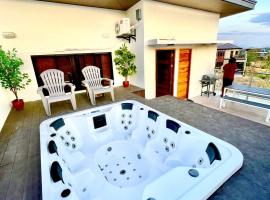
[221,57,237,97]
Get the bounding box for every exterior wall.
[143,0,220,99]
[224,49,240,59]
[0,0,221,128]
[126,1,145,88]
[0,88,12,132]
[189,45,217,98]
[0,0,125,102]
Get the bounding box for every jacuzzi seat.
[40,100,243,200]
[110,103,139,140]
[48,157,104,200]
[48,118,83,152]
[47,137,86,173]
[131,110,161,147]
[143,119,182,165]
[164,135,221,168]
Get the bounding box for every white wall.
[126,1,145,88]
[0,0,221,130]
[188,45,217,98]
[0,0,126,102]
[0,88,12,132]
[143,0,220,99]
[224,49,240,59]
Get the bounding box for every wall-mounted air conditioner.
[115,18,130,36]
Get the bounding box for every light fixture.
[136,9,142,21]
[2,32,16,39]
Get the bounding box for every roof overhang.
[37,0,256,17]
[148,39,218,46]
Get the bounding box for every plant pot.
[123,81,129,88]
[12,99,24,110]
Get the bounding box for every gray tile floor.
[0,87,269,200]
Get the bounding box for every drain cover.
[188,169,199,177]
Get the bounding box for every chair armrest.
[37,86,47,96]
[81,80,87,87]
[64,83,76,93]
[101,78,114,86]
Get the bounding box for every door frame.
[178,48,192,99]
[155,49,176,97]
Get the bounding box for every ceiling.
[38,0,139,10]
[37,0,255,17]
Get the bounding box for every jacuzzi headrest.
[50,118,65,131]
[148,111,159,122]
[121,103,133,110]
[50,161,63,183]
[206,142,221,164]
[48,140,58,155]
[166,120,180,133]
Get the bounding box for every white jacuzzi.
[40,100,243,200]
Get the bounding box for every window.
[215,62,224,69]
[235,51,239,55]
[217,51,225,57]
[230,51,234,58]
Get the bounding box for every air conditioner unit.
[115,18,130,36]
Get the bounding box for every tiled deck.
[191,94,270,126]
[1,86,270,200]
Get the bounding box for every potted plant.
[0,47,31,110]
[114,43,137,87]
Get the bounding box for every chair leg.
[47,102,51,116]
[88,90,96,105]
[71,94,77,110]
[85,89,89,97]
[111,89,115,101]
[39,95,50,116]
[219,98,223,109]
[266,110,270,123]
[42,100,51,116]
[92,92,96,105]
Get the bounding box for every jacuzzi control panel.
[40,100,243,200]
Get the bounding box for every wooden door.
[32,56,57,88]
[177,49,191,99]
[76,53,113,80]
[32,53,114,92]
[156,50,175,97]
[100,53,114,79]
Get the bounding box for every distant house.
[215,43,247,73]
[247,48,269,59]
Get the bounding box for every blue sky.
[218,0,270,48]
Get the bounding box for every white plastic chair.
[82,66,114,105]
[37,69,77,116]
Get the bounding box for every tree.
[262,52,270,70]
[114,44,137,82]
[0,47,31,100]
[246,50,258,67]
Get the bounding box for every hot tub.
[40,100,243,200]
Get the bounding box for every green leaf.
[0,47,31,99]
[114,43,137,78]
